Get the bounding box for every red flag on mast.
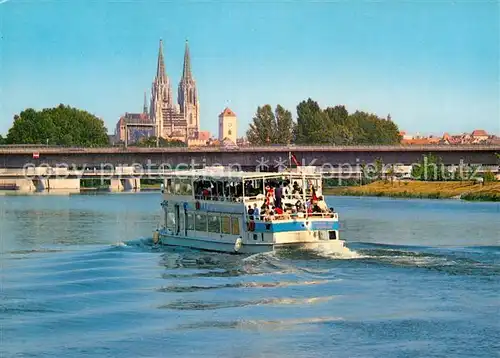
[290,153,300,167]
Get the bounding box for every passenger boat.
[152,168,346,254]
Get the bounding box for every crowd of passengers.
[193,180,243,200]
[246,181,334,221]
[247,196,334,222]
[191,178,334,220]
[194,179,317,200]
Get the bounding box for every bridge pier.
[33,178,80,192]
[109,179,124,192]
[0,179,36,192]
[123,178,140,191]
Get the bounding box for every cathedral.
[114,39,202,144]
[149,39,200,140]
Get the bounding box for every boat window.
[329,230,337,240]
[253,234,258,240]
[166,207,176,229]
[180,178,192,195]
[221,216,231,234]
[186,212,195,230]
[208,215,221,233]
[173,177,190,195]
[231,216,240,235]
[195,213,207,232]
[170,178,181,195]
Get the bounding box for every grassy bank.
[141,183,161,189]
[324,181,500,201]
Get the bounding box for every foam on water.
[312,244,368,260]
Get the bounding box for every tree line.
[2,100,402,147]
[2,104,109,146]
[246,98,401,145]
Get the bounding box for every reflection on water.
[1,194,499,358]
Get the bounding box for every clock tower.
[218,107,237,144]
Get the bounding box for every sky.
[0,0,499,138]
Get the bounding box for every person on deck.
[253,203,260,220]
[275,182,283,209]
[247,205,254,220]
[317,196,328,212]
[274,206,284,216]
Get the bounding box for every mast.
[302,171,307,218]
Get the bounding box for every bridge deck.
[0,144,499,154]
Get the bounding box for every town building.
[187,130,212,147]
[218,107,237,144]
[114,98,152,144]
[400,129,497,145]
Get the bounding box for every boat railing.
[246,211,337,223]
[188,189,323,204]
[194,194,243,203]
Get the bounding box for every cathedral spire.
[182,40,192,81]
[156,39,166,83]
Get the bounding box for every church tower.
[178,40,200,139]
[218,107,237,144]
[150,39,174,138]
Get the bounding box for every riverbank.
[324,181,500,201]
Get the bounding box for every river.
[1,193,499,357]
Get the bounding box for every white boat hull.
[157,231,347,255]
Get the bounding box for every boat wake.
[106,236,499,279]
[311,244,367,260]
[348,243,500,277]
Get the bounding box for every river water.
[1,193,499,358]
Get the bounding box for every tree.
[246,105,277,145]
[295,98,322,144]
[0,134,5,144]
[374,158,384,180]
[411,154,448,181]
[325,105,353,145]
[387,164,396,184]
[483,170,496,182]
[360,162,367,185]
[246,98,402,146]
[274,105,294,145]
[325,105,349,126]
[294,100,401,145]
[6,104,109,146]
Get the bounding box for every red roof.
[472,129,488,137]
[401,138,436,145]
[198,131,211,140]
[220,107,236,117]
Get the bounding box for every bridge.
[0,144,498,193]
[1,145,499,169]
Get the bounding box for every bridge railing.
[1,144,499,154]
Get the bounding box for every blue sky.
[1,0,499,137]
